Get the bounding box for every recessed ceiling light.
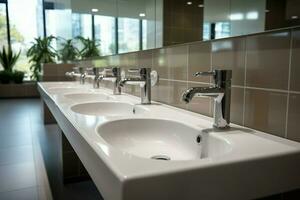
[229,13,244,21]
[139,13,146,17]
[246,11,259,20]
[187,1,192,5]
[198,4,204,8]
[91,8,98,12]
[291,15,299,19]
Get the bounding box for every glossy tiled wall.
[83,26,300,143]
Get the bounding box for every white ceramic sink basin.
[64,93,113,101]
[97,118,231,161]
[70,102,147,116]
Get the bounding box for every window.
[8,0,43,79]
[94,15,116,56]
[118,17,140,53]
[0,3,8,50]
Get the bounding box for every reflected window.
[203,23,210,40]
[203,22,230,40]
[72,13,92,39]
[215,22,230,39]
[142,19,147,50]
[118,17,140,53]
[94,15,116,55]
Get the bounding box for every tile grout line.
[27,108,40,193]
[289,90,300,94]
[0,186,38,195]
[284,30,293,139]
[242,37,248,126]
[244,86,288,93]
[186,45,189,110]
[161,78,295,93]
[210,42,213,115]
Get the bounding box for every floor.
[0,99,102,200]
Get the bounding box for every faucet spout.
[182,70,232,129]
[182,87,224,103]
[119,78,145,87]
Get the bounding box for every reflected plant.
[76,36,100,59]
[27,36,57,81]
[57,37,79,63]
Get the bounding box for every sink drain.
[150,155,171,161]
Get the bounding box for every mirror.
[44,0,300,54]
[163,0,300,45]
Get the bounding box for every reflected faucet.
[119,68,152,104]
[97,67,122,95]
[182,70,232,128]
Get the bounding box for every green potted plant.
[76,36,101,59]
[27,36,57,81]
[58,38,79,63]
[12,70,25,83]
[0,46,21,84]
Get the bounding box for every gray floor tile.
[0,145,34,165]
[0,133,32,149]
[0,162,36,193]
[0,187,38,200]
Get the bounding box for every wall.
[81,26,300,146]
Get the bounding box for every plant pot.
[12,71,25,84]
[0,70,12,84]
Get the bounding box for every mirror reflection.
[45,0,300,54]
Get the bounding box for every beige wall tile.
[246,31,290,89]
[41,76,58,82]
[186,82,212,117]
[119,52,139,68]
[188,41,211,83]
[152,80,187,109]
[152,48,169,79]
[42,63,58,76]
[290,28,300,92]
[57,64,76,75]
[167,46,188,80]
[230,87,245,125]
[153,46,188,80]
[287,93,300,142]
[138,50,153,68]
[107,55,120,66]
[212,37,246,86]
[244,89,287,137]
[123,85,140,98]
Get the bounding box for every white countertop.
[38,81,300,200]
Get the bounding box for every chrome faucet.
[119,68,152,104]
[182,69,232,128]
[98,67,122,95]
[92,67,101,88]
[79,67,87,85]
